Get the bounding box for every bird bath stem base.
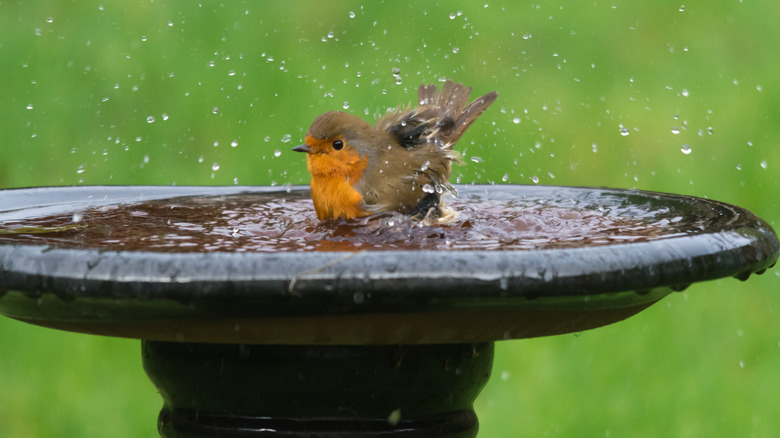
[143,342,493,438]
[0,185,777,437]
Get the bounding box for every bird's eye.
[332,140,344,151]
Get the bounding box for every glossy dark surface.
[143,341,493,438]
[0,185,777,344]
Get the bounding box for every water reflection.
[0,188,723,253]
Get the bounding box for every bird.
[292,80,497,222]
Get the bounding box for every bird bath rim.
[0,184,777,345]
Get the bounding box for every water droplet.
[591,143,598,153]
[512,117,521,124]
[421,160,430,171]
[681,89,689,97]
[167,21,173,27]
[671,127,680,134]
[391,68,401,76]
[143,155,150,164]
[387,409,401,426]
[531,175,539,184]
[760,160,767,169]
[231,140,238,147]
[273,149,282,158]
[501,173,509,182]
[470,156,484,163]
[146,116,155,123]
[681,144,692,154]
[327,30,335,39]
[212,106,219,114]
[26,104,34,110]
[449,12,457,19]
[349,11,356,18]
[211,163,220,171]
[501,370,510,380]
[76,165,85,174]
[162,113,169,121]
[678,4,686,12]
[619,127,630,136]
[281,134,292,143]
[342,101,350,109]
[422,184,435,193]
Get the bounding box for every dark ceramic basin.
[0,185,776,438]
[0,185,776,345]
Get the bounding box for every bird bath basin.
[0,184,777,437]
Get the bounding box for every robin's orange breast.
[309,175,367,220]
[305,144,369,220]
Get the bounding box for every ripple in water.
[0,189,717,253]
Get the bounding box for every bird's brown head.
[292,111,373,182]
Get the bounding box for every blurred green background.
[1,1,779,437]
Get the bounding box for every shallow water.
[0,189,712,253]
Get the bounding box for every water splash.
[0,190,726,253]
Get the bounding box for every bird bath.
[0,184,777,437]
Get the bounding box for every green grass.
[1,1,779,437]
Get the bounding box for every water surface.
[0,188,712,253]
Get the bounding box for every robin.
[292,80,497,222]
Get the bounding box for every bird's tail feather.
[417,80,497,149]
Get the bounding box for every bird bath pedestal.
[0,185,777,438]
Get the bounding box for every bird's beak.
[292,144,312,153]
